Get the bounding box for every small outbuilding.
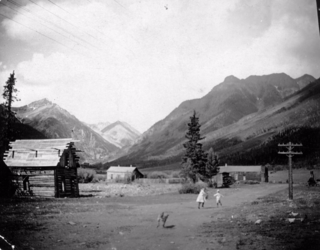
[3,138,81,198]
[106,165,144,181]
[215,165,263,187]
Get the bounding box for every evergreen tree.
[181,111,207,182]
[0,72,19,197]
[205,147,219,184]
[2,71,19,149]
[181,158,198,182]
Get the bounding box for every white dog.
[157,212,169,228]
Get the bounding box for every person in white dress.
[196,188,207,209]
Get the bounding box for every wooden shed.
[215,165,263,186]
[3,138,81,198]
[106,166,144,181]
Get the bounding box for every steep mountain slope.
[0,104,46,148]
[85,122,110,134]
[100,121,141,149]
[13,99,119,163]
[295,74,316,89]
[113,73,318,167]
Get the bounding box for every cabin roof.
[107,166,138,173]
[3,138,77,167]
[219,165,262,173]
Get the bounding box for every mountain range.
[9,99,140,163]
[111,73,319,168]
[86,121,141,149]
[2,72,319,168]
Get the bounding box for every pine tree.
[205,147,219,184]
[0,72,19,197]
[2,71,19,149]
[181,111,207,182]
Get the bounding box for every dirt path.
[1,183,288,250]
[102,184,287,250]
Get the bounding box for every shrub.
[178,182,208,194]
[114,176,123,183]
[167,178,184,184]
[273,165,284,171]
[93,174,106,183]
[170,171,181,178]
[148,171,169,179]
[114,173,133,184]
[77,168,96,183]
[207,180,218,188]
[244,180,260,185]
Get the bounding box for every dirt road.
[0,183,290,250]
[102,184,287,250]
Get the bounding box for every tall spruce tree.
[0,72,19,197]
[205,147,219,184]
[181,111,207,182]
[2,71,19,149]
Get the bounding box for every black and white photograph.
[0,0,320,249]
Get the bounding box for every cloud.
[1,0,319,132]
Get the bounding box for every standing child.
[196,187,207,209]
[213,189,223,207]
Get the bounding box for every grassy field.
[140,163,181,173]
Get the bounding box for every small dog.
[157,212,169,228]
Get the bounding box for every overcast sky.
[0,0,319,133]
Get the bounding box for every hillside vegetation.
[110,74,319,169]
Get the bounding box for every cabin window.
[111,174,113,179]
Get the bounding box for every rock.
[255,219,262,224]
[288,218,295,223]
[68,221,76,225]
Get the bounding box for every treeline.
[219,126,320,167]
[98,126,320,171]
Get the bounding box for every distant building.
[106,165,144,181]
[215,165,263,186]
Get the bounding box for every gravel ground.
[79,182,182,197]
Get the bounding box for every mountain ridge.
[112,73,318,168]
[100,120,141,149]
[13,99,120,163]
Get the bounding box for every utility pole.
[278,142,303,200]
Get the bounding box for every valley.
[110,73,320,169]
[1,2,319,249]
[1,73,319,170]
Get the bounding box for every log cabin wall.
[55,166,79,198]
[3,139,80,198]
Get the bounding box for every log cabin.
[3,138,81,198]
